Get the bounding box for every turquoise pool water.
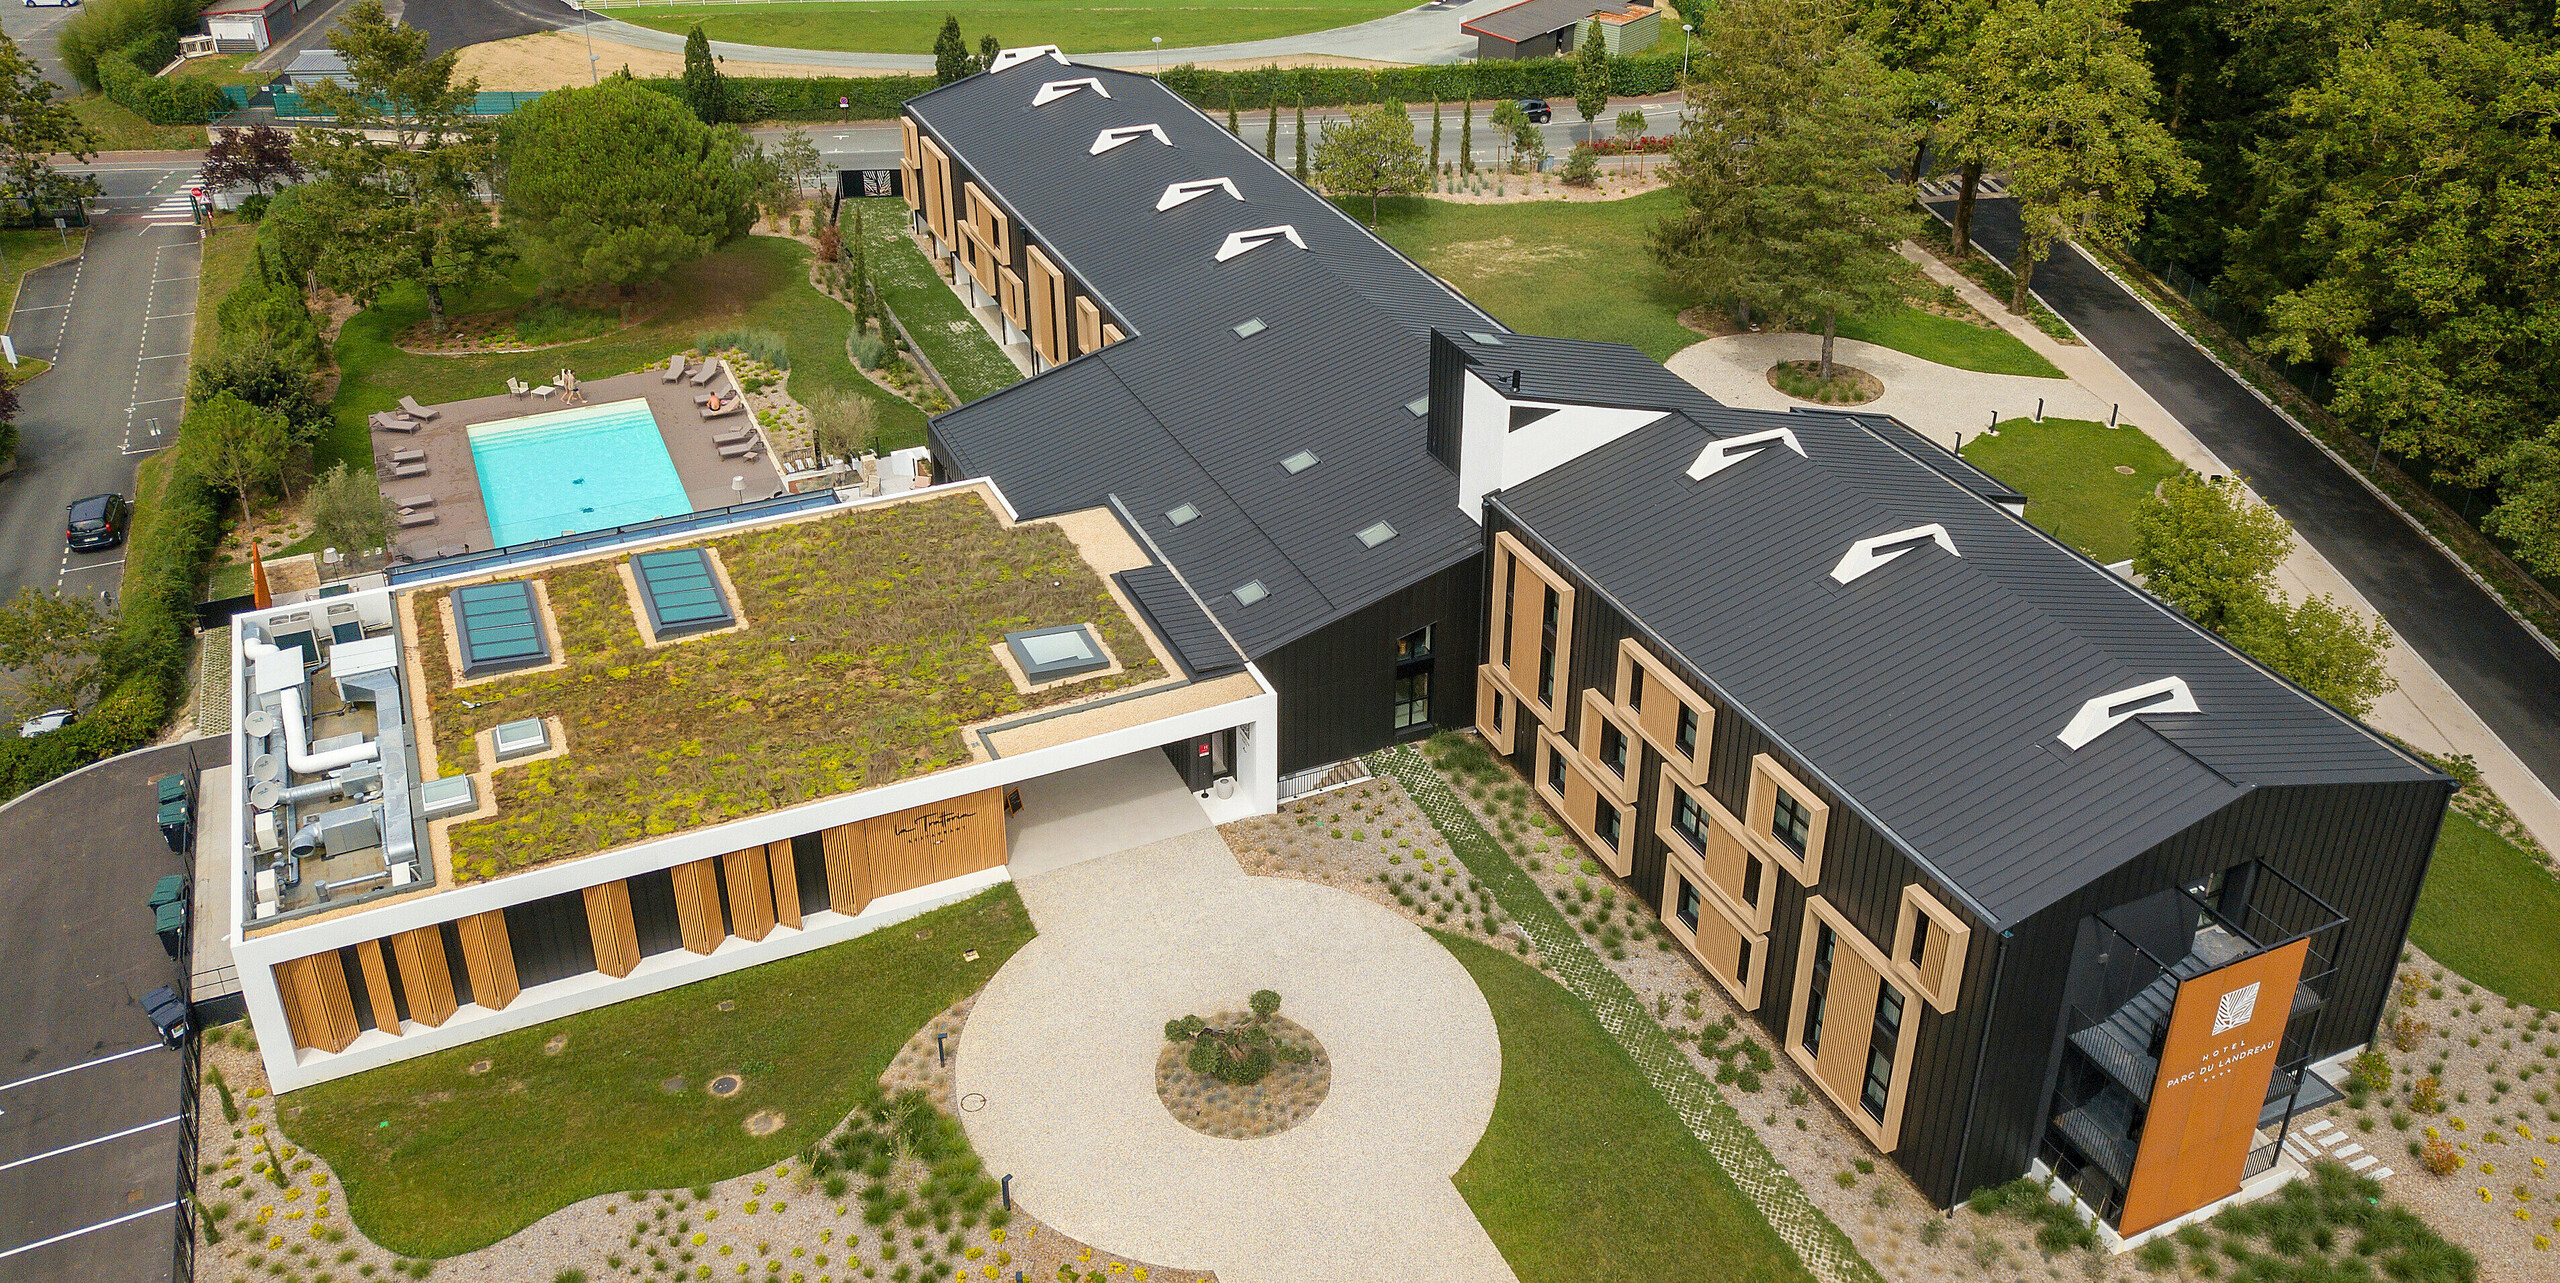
[467,398,691,548]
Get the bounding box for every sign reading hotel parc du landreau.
[2117,937,2312,1236]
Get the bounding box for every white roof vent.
[1215,224,1308,262]
[1687,427,1806,481]
[1829,523,1958,585]
[1091,124,1172,155]
[988,45,1069,73]
[2057,676,2201,750]
[1158,177,1244,211]
[1032,77,1109,106]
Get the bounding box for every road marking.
[13,303,67,312]
[137,352,188,360]
[0,1201,179,1261]
[151,276,197,283]
[0,1043,162,1093]
[60,559,124,573]
[146,313,194,321]
[0,1115,178,1173]
[128,396,182,408]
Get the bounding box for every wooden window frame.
[1475,666,1519,756]
[1653,769,1774,931]
[1535,725,1633,876]
[899,117,922,211]
[1659,860,1766,1009]
[1891,882,1971,1013]
[1785,897,1919,1152]
[1074,296,1102,357]
[1615,638,1711,784]
[1745,753,1830,885]
[918,136,954,246]
[1575,688,1639,806]
[1491,531,1573,732]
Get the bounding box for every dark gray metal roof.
[1113,565,1246,680]
[1444,329,1727,418]
[1461,0,1617,42]
[1809,409,2028,508]
[919,61,1493,659]
[1495,408,2439,928]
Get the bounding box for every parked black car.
[1516,98,1553,124]
[65,493,129,551]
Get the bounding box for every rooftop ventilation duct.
[2058,676,2201,750]
[1687,427,1807,481]
[1215,224,1307,262]
[1158,177,1243,211]
[1032,77,1109,106]
[1829,523,1958,585]
[988,45,1069,73]
[1091,124,1172,155]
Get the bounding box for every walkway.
[1667,333,2091,454]
[952,829,1514,1283]
[1938,196,2560,818]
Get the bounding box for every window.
[1671,789,1707,852]
[1771,791,1813,856]
[1743,857,1764,907]
[1232,580,1268,606]
[1676,877,1700,930]
[1165,502,1199,527]
[1538,586,1560,705]
[1547,745,1566,791]
[1861,984,1905,1122]
[1802,923,1836,1056]
[1356,521,1397,548]
[1508,404,1559,432]
[1491,691,1506,731]
[1628,664,1645,712]
[1908,913,1930,968]
[1600,721,1628,776]
[1595,802,1621,851]
[1500,561,1516,666]
[1231,317,1266,339]
[1393,625,1436,733]
[1005,623,1111,683]
[1736,938,1754,984]
[1280,449,1319,474]
[1676,704,1700,758]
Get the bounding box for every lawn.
[0,226,84,316]
[285,883,1036,1258]
[846,197,1021,406]
[1370,189,2060,378]
[328,235,927,476]
[167,51,268,88]
[68,93,205,151]
[1439,929,1812,1283]
[618,0,1410,54]
[2410,812,2560,1011]
[191,213,259,365]
[1958,416,2181,565]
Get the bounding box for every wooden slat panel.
[455,910,519,1011]
[863,809,942,899]
[583,880,641,978]
[391,926,456,1027]
[722,846,777,942]
[766,840,802,931]
[823,822,873,918]
[271,959,313,1051]
[277,952,359,1053]
[1074,296,1101,356]
[929,787,1009,881]
[671,858,723,954]
[354,940,401,1037]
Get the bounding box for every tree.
[292,1,511,334]
[1653,0,1919,376]
[2132,473,2394,715]
[1488,98,1521,170]
[1313,100,1428,224]
[1574,19,1611,133]
[307,462,393,558]
[1561,142,1600,186]
[934,16,971,85]
[180,392,292,520]
[1947,0,2196,312]
[771,123,823,206]
[202,123,303,196]
[977,33,999,73]
[1227,86,1239,135]
[1265,83,1280,160]
[680,25,729,124]
[1429,97,1442,173]
[190,348,326,441]
[1459,98,1474,174]
[0,588,113,719]
[499,78,758,314]
[1616,107,1648,171]
[847,201,871,331]
[806,388,877,468]
[0,31,99,213]
[1292,96,1308,182]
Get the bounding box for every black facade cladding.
[628,866,688,958]
[504,889,599,990]
[1258,556,1484,776]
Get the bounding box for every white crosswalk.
[1916,174,2009,199]
[140,173,204,226]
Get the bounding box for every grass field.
[1439,930,1812,1283]
[328,235,928,477]
[618,0,1411,54]
[68,93,204,151]
[1959,416,2182,565]
[0,225,84,321]
[2410,813,2560,1010]
[286,885,1035,1258]
[1370,190,2060,378]
[845,197,1021,405]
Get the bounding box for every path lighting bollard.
[2034,398,2044,423]
[937,1032,948,1065]
[1002,1174,1013,1210]
[2109,403,2119,427]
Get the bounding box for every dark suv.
[65,493,128,551]
[1517,98,1553,124]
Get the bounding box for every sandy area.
[453,30,905,89]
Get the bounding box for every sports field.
[617,0,1411,54]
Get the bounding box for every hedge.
[59,0,205,90]
[99,32,231,125]
[635,52,1690,123]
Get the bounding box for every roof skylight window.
[1405,395,1430,418]
[1005,623,1113,682]
[1232,317,1267,339]
[1280,449,1319,474]
[1356,521,1398,548]
[1166,502,1200,526]
[1465,331,1506,346]
[1232,580,1269,606]
[630,548,735,640]
[451,580,549,677]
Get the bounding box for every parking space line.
[60,560,124,573]
[0,1043,162,1093]
[151,276,197,283]
[0,1201,178,1261]
[14,303,66,312]
[145,313,193,321]
[137,353,187,361]
[0,1115,178,1173]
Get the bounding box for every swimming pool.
[467,398,692,548]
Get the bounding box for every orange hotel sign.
[2117,937,2310,1237]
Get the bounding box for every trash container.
[154,773,188,805]
[148,873,186,908]
[154,898,185,958]
[157,798,191,853]
[142,984,189,1047]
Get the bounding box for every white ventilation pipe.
[280,682,379,775]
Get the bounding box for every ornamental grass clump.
[1164,990,1312,1086]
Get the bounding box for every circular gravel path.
[954,830,1515,1283]
[1668,331,2113,450]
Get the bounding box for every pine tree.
[976,33,998,72]
[849,201,870,331]
[1574,19,1611,133]
[680,25,727,124]
[1460,98,1474,174]
[1265,85,1280,159]
[1430,97,1443,173]
[1293,96,1308,182]
[933,16,971,85]
[1227,86,1239,135]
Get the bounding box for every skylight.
[630,547,735,640]
[1686,426,1807,481]
[1356,521,1397,548]
[1280,449,1318,474]
[1232,580,1268,606]
[1005,623,1112,682]
[451,580,548,677]
[1828,524,1959,585]
[1157,177,1244,211]
[1166,502,1199,526]
[1405,395,1429,418]
[1232,317,1267,339]
[1465,331,1506,346]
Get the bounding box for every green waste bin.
[157,798,191,853]
[149,874,186,908]
[155,899,185,959]
[154,774,187,805]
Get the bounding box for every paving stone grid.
[1371,744,1886,1283]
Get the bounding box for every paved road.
[1937,194,2560,802]
[0,736,229,1283]
[0,163,205,606]
[0,5,83,93]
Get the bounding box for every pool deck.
[375,363,787,562]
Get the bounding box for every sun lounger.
[663,354,688,383]
[507,377,529,398]
[711,427,752,447]
[689,359,720,386]
[399,396,440,420]
[392,462,427,478]
[718,441,756,459]
[398,510,437,529]
[700,400,745,420]
[370,412,421,435]
[434,544,467,559]
[389,448,425,464]
[395,493,433,509]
